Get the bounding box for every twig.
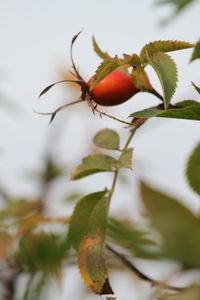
[106,244,186,292]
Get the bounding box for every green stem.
[147,89,164,102]
[108,127,137,205]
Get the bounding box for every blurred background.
[0,1,200,299]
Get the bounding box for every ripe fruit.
[87,70,140,106]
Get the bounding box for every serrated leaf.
[141,181,200,267]
[107,218,158,258]
[186,143,200,196]
[90,57,121,90]
[118,148,133,169]
[67,191,107,249]
[78,196,113,294]
[190,40,200,62]
[130,102,200,120]
[140,40,194,64]
[93,128,120,150]
[122,53,141,66]
[146,52,177,109]
[71,154,120,180]
[192,81,200,94]
[67,191,113,294]
[92,36,110,59]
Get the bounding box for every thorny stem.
[106,245,185,292]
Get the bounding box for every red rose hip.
[87,70,140,106]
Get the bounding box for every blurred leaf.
[20,232,65,273]
[67,191,113,294]
[130,101,200,120]
[140,40,194,64]
[0,199,42,222]
[92,36,110,59]
[39,157,66,184]
[71,154,120,180]
[186,142,200,195]
[93,128,120,150]
[191,40,200,62]
[154,0,197,25]
[140,181,200,267]
[192,81,200,94]
[118,148,133,169]
[161,285,200,300]
[65,192,83,202]
[146,52,177,109]
[0,231,13,259]
[67,191,107,249]
[90,56,121,90]
[107,218,158,258]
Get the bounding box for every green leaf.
[90,56,121,90]
[146,52,178,109]
[92,36,110,59]
[192,81,200,94]
[93,128,120,150]
[130,107,163,118]
[186,142,200,196]
[175,100,200,107]
[118,148,133,169]
[130,100,200,119]
[140,40,194,64]
[20,233,65,273]
[71,154,120,180]
[67,191,107,249]
[140,181,200,267]
[67,191,112,294]
[122,53,141,66]
[107,218,158,258]
[78,195,113,294]
[190,40,200,62]
[130,103,200,121]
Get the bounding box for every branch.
[106,244,186,292]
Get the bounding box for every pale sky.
[0,1,200,299]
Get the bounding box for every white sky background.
[0,1,200,299]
